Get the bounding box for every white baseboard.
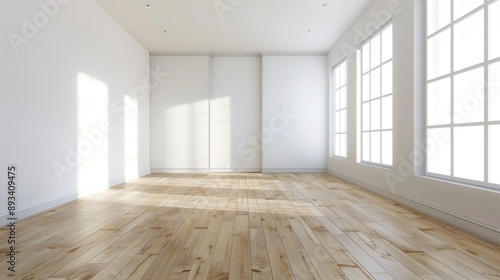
[328,170,500,245]
[0,172,153,226]
[151,168,210,174]
[1,193,78,225]
[263,168,328,173]
[209,168,262,173]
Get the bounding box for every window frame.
[360,21,394,168]
[424,0,500,190]
[331,59,348,158]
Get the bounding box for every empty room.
[1,0,500,279]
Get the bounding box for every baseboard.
[210,168,262,173]
[328,170,500,245]
[1,193,78,226]
[0,171,153,226]
[151,168,210,174]
[263,168,328,173]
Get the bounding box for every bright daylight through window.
[361,22,393,167]
[332,60,347,158]
[426,0,500,188]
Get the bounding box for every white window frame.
[331,59,348,158]
[360,21,394,168]
[425,0,500,190]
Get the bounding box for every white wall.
[0,0,150,219]
[150,55,211,173]
[328,0,500,243]
[210,56,262,172]
[262,55,329,172]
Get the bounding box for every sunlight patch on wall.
[210,96,232,169]
[77,72,110,197]
[124,94,139,180]
[164,100,209,167]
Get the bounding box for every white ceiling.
[94,0,372,53]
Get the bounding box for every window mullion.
[358,51,365,162]
[485,2,489,183]
[450,0,455,178]
[369,40,373,163]
[380,29,384,161]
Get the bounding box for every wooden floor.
[1,173,500,279]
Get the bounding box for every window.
[360,22,393,166]
[426,0,500,188]
[332,60,347,157]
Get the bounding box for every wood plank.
[407,252,468,280]
[186,234,218,280]
[334,234,387,274]
[208,221,234,280]
[121,255,158,279]
[168,229,207,279]
[302,243,345,280]
[347,232,421,280]
[91,228,159,279]
[267,243,294,280]
[249,229,272,280]
[285,247,322,279]
[67,263,106,280]
[229,215,251,280]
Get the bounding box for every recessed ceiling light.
[322,4,328,8]
[145,4,151,8]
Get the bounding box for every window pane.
[427,128,451,175]
[454,0,484,20]
[336,111,341,133]
[371,67,381,99]
[340,87,347,109]
[490,61,500,121]
[454,126,484,181]
[382,131,393,166]
[363,103,370,131]
[341,62,347,85]
[427,0,451,34]
[371,99,381,130]
[371,131,381,164]
[363,43,370,73]
[335,67,340,89]
[340,109,347,133]
[382,96,393,130]
[335,89,341,111]
[427,78,451,126]
[454,67,485,124]
[340,134,347,157]
[382,62,393,95]
[363,74,370,101]
[428,28,451,79]
[371,34,381,68]
[335,134,341,156]
[489,125,500,184]
[454,10,484,71]
[490,1,500,60]
[363,132,370,161]
[382,24,393,62]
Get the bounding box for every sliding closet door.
[150,56,210,173]
[261,55,328,172]
[210,56,262,172]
